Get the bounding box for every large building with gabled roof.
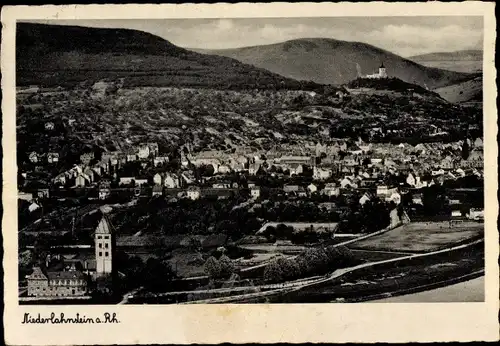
[26,212,116,298]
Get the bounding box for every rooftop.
[46,270,86,280]
[95,215,113,235]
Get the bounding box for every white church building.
[365,62,388,79]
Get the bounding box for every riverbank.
[370,275,485,302]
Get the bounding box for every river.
[371,276,485,302]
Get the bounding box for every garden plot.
[349,221,483,253]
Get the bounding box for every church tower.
[95,214,114,277]
[378,62,387,78]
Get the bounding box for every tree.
[19,249,33,267]
[461,138,470,160]
[204,256,222,279]
[218,255,234,279]
[263,257,286,283]
[142,258,177,292]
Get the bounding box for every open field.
[349,221,483,253]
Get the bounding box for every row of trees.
[260,224,331,244]
[263,245,356,283]
[204,255,235,280]
[114,252,177,293]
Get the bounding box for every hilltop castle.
[365,62,388,79]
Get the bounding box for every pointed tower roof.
[380,62,385,68]
[95,215,113,234]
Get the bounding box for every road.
[118,287,143,305]
[371,276,485,302]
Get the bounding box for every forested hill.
[409,50,483,62]
[16,23,322,91]
[196,38,473,89]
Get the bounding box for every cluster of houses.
[180,137,483,180]
[20,135,484,211]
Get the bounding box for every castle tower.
[95,215,114,277]
[378,62,387,78]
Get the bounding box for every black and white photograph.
[13,15,488,305]
[2,2,498,344]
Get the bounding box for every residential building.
[44,122,55,130]
[75,174,90,187]
[451,210,462,218]
[27,266,87,298]
[250,186,261,199]
[29,151,39,163]
[248,163,261,175]
[289,163,303,176]
[279,155,312,165]
[359,193,372,205]
[313,166,332,180]
[376,185,397,198]
[153,173,162,186]
[164,174,180,188]
[98,186,110,200]
[135,178,148,187]
[359,178,378,188]
[152,185,163,197]
[126,151,137,162]
[18,192,33,202]
[213,181,231,189]
[386,191,401,205]
[431,168,445,176]
[153,156,169,167]
[218,164,231,174]
[37,188,50,199]
[52,173,67,185]
[119,177,135,186]
[474,137,483,149]
[307,183,318,194]
[455,168,466,178]
[83,167,95,183]
[406,173,416,187]
[187,186,201,200]
[137,144,150,160]
[283,185,300,194]
[147,142,159,156]
[47,152,59,164]
[322,183,340,197]
[29,202,40,212]
[467,208,484,221]
[297,187,307,198]
[340,177,357,189]
[412,193,423,205]
[92,165,102,177]
[80,153,94,165]
[389,208,400,227]
[98,181,111,200]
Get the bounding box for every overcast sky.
[31,16,483,57]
